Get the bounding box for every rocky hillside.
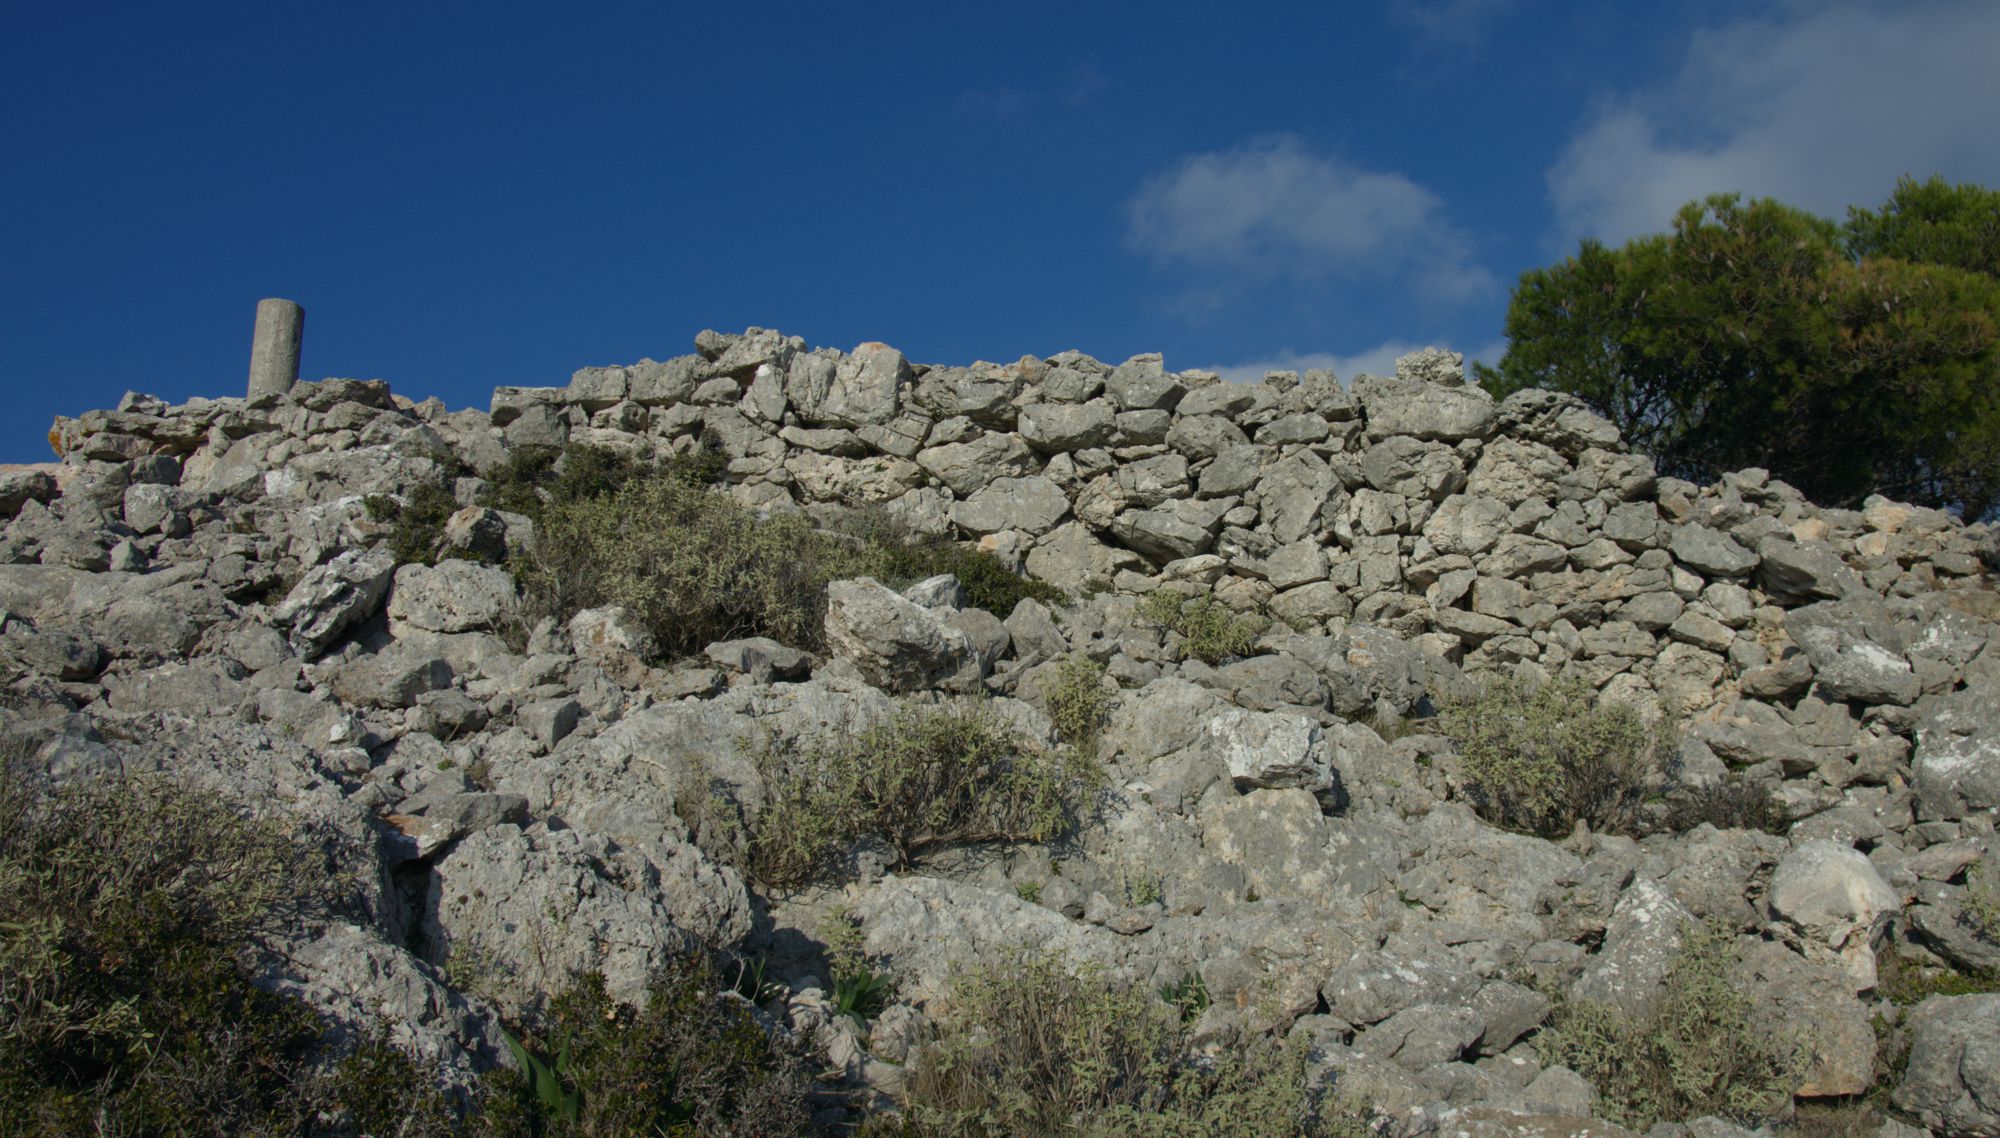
[3,327,1998,1136]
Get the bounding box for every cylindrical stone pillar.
[247,297,304,398]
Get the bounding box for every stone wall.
[466,328,1985,721]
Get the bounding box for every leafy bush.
[1140,591,1265,665]
[519,470,856,659]
[1480,186,2000,515]
[860,534,1067,617]
[1041,654,1113,751]
[0,757,453,1136]
[1656,775,1789,836]
[1437,673,1668,838]
[1873,940,2000,1006]
[514,447,1061,662]
[816,505,1066,616]
[867,949,1360,1137]
[1540,918,1807,1130]
[475,958,811,1137]
[749,703,1104,888]
[366,480,464,567]
[481,442,729,519]
[1964,851,2000,943]
[1158,973,1211,1022]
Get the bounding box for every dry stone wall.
[8,327,2000,1136]
[459,328,1998,722]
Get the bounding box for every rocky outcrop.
[8,327,2000,1135]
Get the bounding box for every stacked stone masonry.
[6,327,1999,1137]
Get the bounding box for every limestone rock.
[1912,726,2000,821]
[1206,708,1336,793]
[271,546,397,658]
[823,577,979,693]
[386,559,517,635]
[1355,372,1494,441]
[424,823,749,1015]
[949,475,1070,537]
[1767,839,1898,991]
[1670,524,1758,577]
[1893,993,2000,1137]
[1569,879,1695,1018]
[1017,401,1115,452]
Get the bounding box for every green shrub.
[475,957,811,1137]
[1965,851,2000,942]
[1158,973,1211,1022]
[868,949,1360,1137]
[820,506,1067,616]
[0,757,453,1136]
[865,536,1067,617]
[481,441,730,520]
[324,1029,462,1137]
[749,703,1104,888]
[1657,774,1789,836]
[1140,591,1265,665]
[1042,654,1113,752]
[515,452,1061,662]
[1540,918,1807,1130]
[518,471,855,659]
[1780,1100,1888,1138]
[366,479,463,567]
[1873,940,2000,1006]
[1437,673,1669,838]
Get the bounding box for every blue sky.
[5,1,1998,462]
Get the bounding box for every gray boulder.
[103,657,253,717]
[949,475,1070,537]
[1734,939,1877,1097]
[1757,537,1861,603]
[567,604,658,668]
[0,467,58,518]
[329,648,454,711]
[704,637,810,683]
[0,617,101,680]
[915,433,1039,496]
[387,559,517,635]
[1766,839,1898,991]
[259,923,504,1105]
[1206,708,1336,793]
[1362,436,1466,501]
[1352,1003,1485,1070]
[823,577,980,693]
[1104,354,1185,412]
[1912,726,2000,821]
[1324,933,1481,1026]
[1669,524,1758,577]
[1568,879,1695,1017]
[423,823,748,1015]
[816,342,910,427]
[271,546,397,658]
[1893,993,2000,1137]
[1199,788,1345,902]
[1354,373,1494,441]
[851,875,1123,1005]
[1494,388,1624,456]
[1790,622,1920,706]
[1017,401,1115,452]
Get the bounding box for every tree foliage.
[1482,180,2000,516]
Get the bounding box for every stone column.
[247,297,304,398]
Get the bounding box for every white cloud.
[1551,2,2000,245]
[1127,135,1495,300]
[1206,336,1507,384]
[1392,0,1512,49]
